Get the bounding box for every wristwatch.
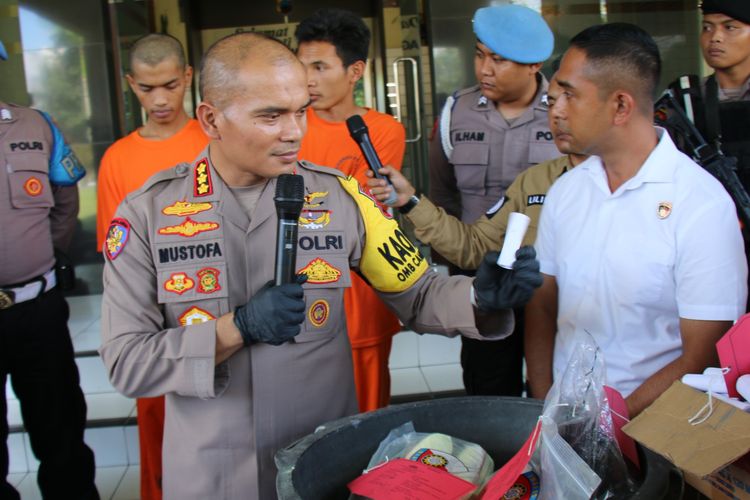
[398,194,421,215]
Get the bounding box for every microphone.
[346,114,399,206]
[274,174,305,286]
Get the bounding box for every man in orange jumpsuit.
[96,33,208,500]
[296,9,406,411]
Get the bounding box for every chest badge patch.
[197,267,221,294]
[298,257,342,284]
[105,218,130,260]
[158,217,219,237]
[308,299,330,328]
[178,306,215,326]
[304,190,328,208]
[657,202,672,219]
[164,273,195,295]
[162,200,213,217]
[299,209,331,229]
[23,176,43,196]
[194,158,213,197]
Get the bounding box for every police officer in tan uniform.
[99,33,543,500]
[430,4,558,397]
[368,82,588,271]
[0,41,98,499]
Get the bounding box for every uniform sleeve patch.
[105,218,130,260]
[23,176,43,196]
[197,267,221,294]
[308,299,330,328]
[337,176,428,293]
[298,257,342,284]
[194,158,213,197]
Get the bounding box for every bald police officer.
[430,4,559,397]
[99,32,542,499]
[0,41,98,499]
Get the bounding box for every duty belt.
[0,268,56,310]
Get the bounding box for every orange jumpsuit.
[299,108,406,411]
[96,118,208,500]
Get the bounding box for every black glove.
[473,246,543,311]
[233,274,307,346]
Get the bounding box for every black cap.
[702,0,750,25]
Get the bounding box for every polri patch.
[158,217,219,237]
[298,257,342,284]
[178,306,215,326]
[105,218,130,260]
[197,267,221,294]
[308,299,330,328]
[23,176,43,196]
[162,200,213,217]
[164,272,195,295]
[194,158,213,197]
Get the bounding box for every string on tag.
[528,417,543,456]
[688,367,731,426]
[362,456,390,474]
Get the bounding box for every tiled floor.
[6,294,464,499]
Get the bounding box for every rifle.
[655,89,750,234]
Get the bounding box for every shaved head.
[200,32,302,109]
[129,33,186,72]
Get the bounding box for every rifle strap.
[704,75,722,146]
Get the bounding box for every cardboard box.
[623,381,750,499]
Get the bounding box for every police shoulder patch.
[297,160,346,178]
[337,176,427,293]
[105,218,130,260]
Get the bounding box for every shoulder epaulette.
[297,160,346,178]
[453,85,480,99]
[132,162,190,197]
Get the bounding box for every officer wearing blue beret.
[0,39,98,499]
[428,4,559,397]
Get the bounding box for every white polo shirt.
[535,129,747,396]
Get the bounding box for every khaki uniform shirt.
[0,102,78,285]
[410,155,571,270]
[99,151,513,499]
[429,76,560,224]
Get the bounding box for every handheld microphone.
[274,174,305,286]
[346,114,399,206]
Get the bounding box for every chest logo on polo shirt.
[23,176,43,196]
[178,306,215,325]
[527,194,546,206]
[299,209,331,229]
[105,218,130,260]
[194,159,213,197]
[453,131,486,143]
[164,272,195,295]
[162,200,213,217]
[298,257,342,284]
[197,267,221,294]
[158,217,219,237]
[657,202,672,219]
[304,190,328,208]
[308,299,330,328]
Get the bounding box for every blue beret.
[473,5,553,64]
[0,41,6,61]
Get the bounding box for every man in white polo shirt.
[525,23,747,416]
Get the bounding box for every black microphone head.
[274,174,305,219]
[346,114,367,141]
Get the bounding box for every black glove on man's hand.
[473,246,543,311]
[233,274,307,346]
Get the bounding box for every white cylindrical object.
[497,212,531,269]
[737,374,750,401]
[703,367,725,376]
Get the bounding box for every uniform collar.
[473,74,550,127]
[581,127,677,195]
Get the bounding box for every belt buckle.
[0,289,15,309]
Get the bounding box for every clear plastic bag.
[539,333,637,499]
[361,421,494,486]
